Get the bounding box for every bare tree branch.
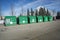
[11,3,14,16]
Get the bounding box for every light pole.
[0,4,1,16]
[53,10,56,20]
[21,5,23,16]
[0,2,2,20]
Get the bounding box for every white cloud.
[3,0,48,16]
[14,0,40,16]
[36,0,60,16]
[3,0,60,16]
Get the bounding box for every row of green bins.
[43,16,48,22]
[28,16,36,24]
[4,16,53,26]
[43,16,53,22]
[5,16,17,26]
[48,16,53,21]
[18,16,28,24]
[37,16,43,23]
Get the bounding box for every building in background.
[0,16,5,24]
[1,16,5,20]
[56,12,60,19]
[57,12,60,16]
[0,16,1,20]
[0,16,5,20]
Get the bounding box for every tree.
[57,12,60,16]
[39,7,45,16]
[31,8,34,16]
[43,7,47,16]
[35,9,38,16]
[46,9,50,16]
[39,7,42,16]
[20,13,22,16]
[27,9,29,16]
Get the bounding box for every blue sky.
[0,0,60,16]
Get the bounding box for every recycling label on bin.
[22,20,25,23]
[32,19,35,22]
[39,20,42,21]
[5,19,10,24]
[10,22,13,24]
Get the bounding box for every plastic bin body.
[5,16,17,26]
[43,16,48,22]
[37,16,43,23]
[19,16,28,24]
[29,16,36,23]
[48,16,53,21]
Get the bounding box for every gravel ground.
[0,20,60,40]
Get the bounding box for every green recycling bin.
[5,16,17,26]
[43,16,48,22]
[28,16,36,23]
[37,16,43,23]
[48,16,53,21]
[18,16,28,24]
